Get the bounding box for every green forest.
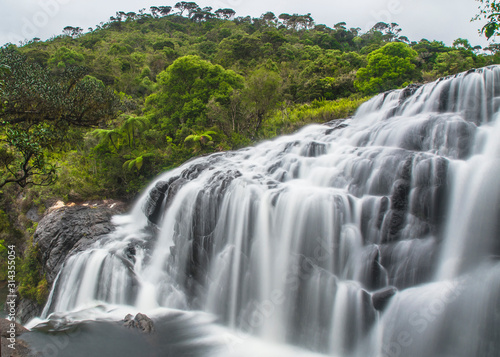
[1,2,499,300]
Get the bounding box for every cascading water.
[32,66,500,357]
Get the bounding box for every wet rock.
[123,313,155,333]
[16,298,42,325]
[34,202,127,286]
[390,179,411,211]
[325,118,349,134]
[372,286,398,311]
[12,201,127,323]
[0,318,29,337]
[362,247,387,291]
[181,162,210,180]
[360,289,377,333]
[285,140,300,150]
[399,83,422,104]
[0,318,32,357]
[376,197,390,229]
[142,176,179,225]
[123,313,135,328]
[125,244,137,262]
[301,141,327,157]
[380,210,406,243]
[437,80,451,112]
[26,207,41,222]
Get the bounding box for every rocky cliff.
[15,200,127,324]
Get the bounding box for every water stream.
[27,66,500,357]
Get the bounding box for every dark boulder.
[11,201,127,324]
[301,141,327,157]
[16,298,42,325]
[361,246,388,291]
[390,179,410,212]
[399,83,422,104]
[325,118,349,133]
[34,201,127,286]
[372,286,398,311]
[142,176,183,225]
[123,313,155,333]
[0,318,29,337]
[380,209,406,243]
[0,318,32,357]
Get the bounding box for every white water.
[36,67,500,356]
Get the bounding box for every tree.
[334,22,347,31]
[150,6,160,18]
[192,7,215,22]
[62,26,82,38]
[207,90,243,136]
[0,64,9,104]
[241,68,282,136]
[412,39,449,69]
[91,128,120,151]
[433,51,475,76]
[474,0,500,39]
[355,42,419,94]
[261,12,277,26]
[116,11,127,21]
[485,43,500,53]
[184,130,217,152]
[158,6,172,17]
[145,55,244,137]
[120,115,149,148]
[62,26,74,36]
[453,38,473,51]
[215,8,236,20]
[371,22,402,42]
[174,2,199,17]
[47,46,85,68]
[279,13,313,30]
[0,46,119,189]
[0,124,58,188]
[125,12,138,21]
[122,151,154,172]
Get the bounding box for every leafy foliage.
[0,47,118,127]
[474,0,500,39]
[0,63,9,104]
[0,46,120,189]
[18,238,49,305]
[146,55,243,134]
[355,42,419,94]
[0,123,58,188]
[184,130,217,152]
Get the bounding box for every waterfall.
[39,66,500,356]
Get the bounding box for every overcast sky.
[0,0,492,48]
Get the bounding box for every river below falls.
[23,307,330,357]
